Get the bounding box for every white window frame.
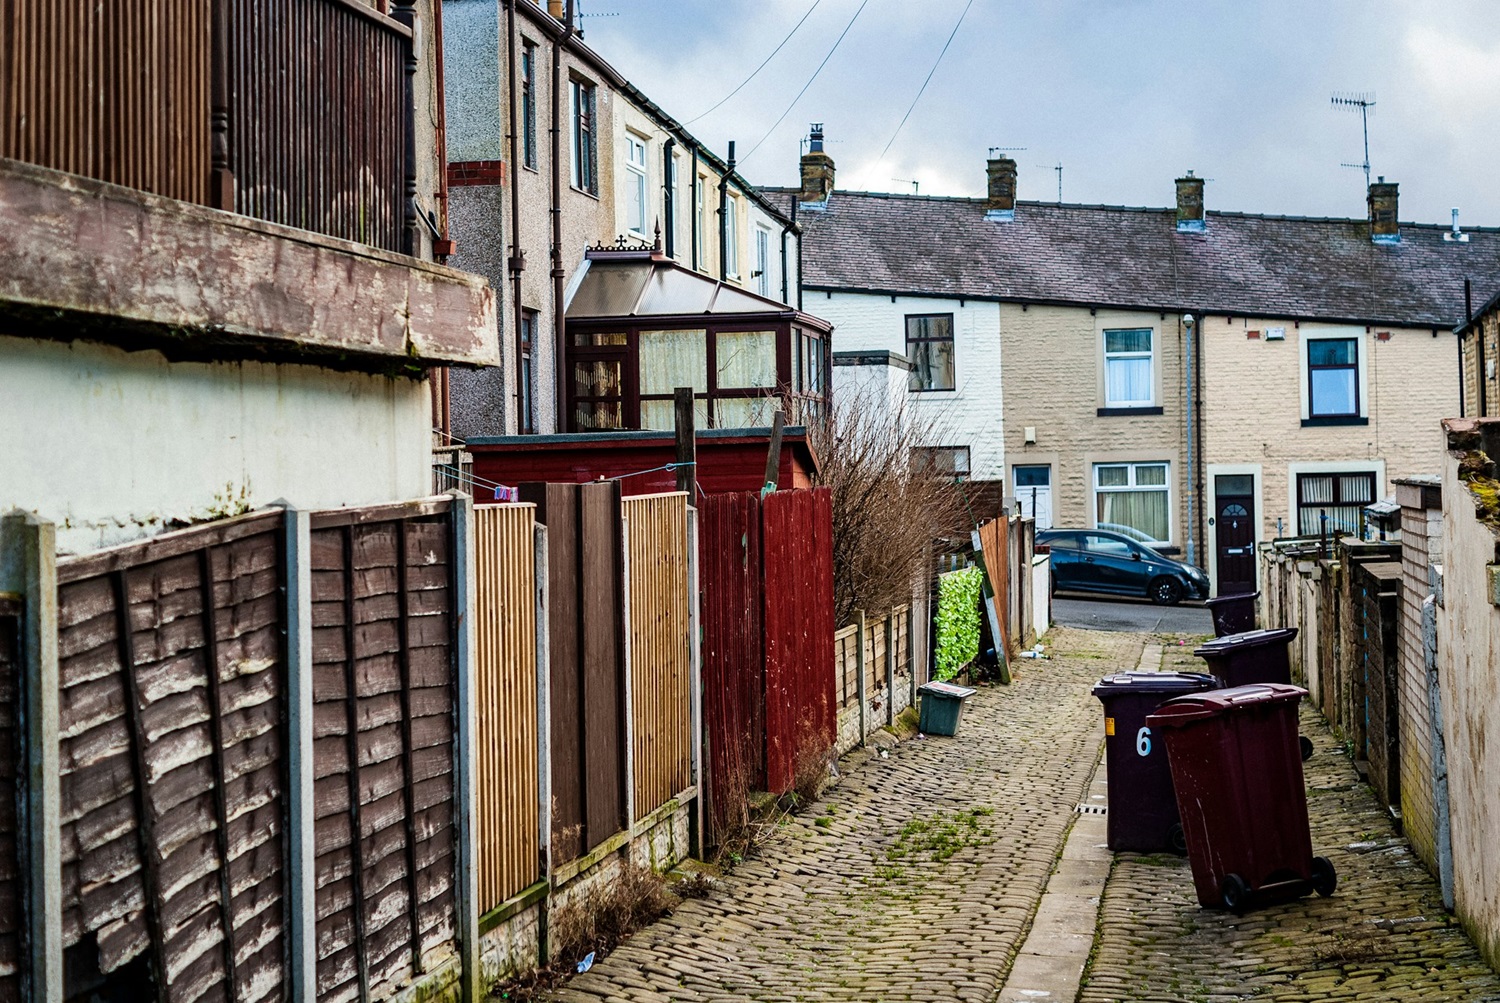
[693,175,706,271]
[1102,327,1156,408]
[1298,326,1368,422]
[624,133,648,237]
[1092,461,1172,545]
[754,226,771,297]
[724,194,740,278]
[1286,460,1386,538]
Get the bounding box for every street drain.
[1077,804,1108,815]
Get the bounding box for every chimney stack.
[985,153,1017,221]
[1368,177,1399,244]
[798,124,835,208]
[1175,171,1205,232]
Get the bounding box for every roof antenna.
[1038,162,1062,202]
[1331,92,1376,190]
[892,178,920,194]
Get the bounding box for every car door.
[1081,534,1145,595]
[1044,533,1084,590]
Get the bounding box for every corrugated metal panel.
[761,488,836,795]
[0,598,23,1003]
[308,504,458,1003]
[54,511,287,1003]
[472,505,539,911]
[1,0,211,204]
[623,493,692,819]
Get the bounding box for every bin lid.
[1193,626,1298,657]
[918,681,977,699]
[1091,672,1221,699]
[1204,590,1260,607]
[1145,683,1306,728]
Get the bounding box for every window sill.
[570,185,601,201]
[1301,416,1368,427]
[909,387,958,395]
[1097,406,1163,416]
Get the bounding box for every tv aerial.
[1331,92,1376,189]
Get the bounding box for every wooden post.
[450,493,481,1003]
[209,0,234,209]
[391,1,421,255]
[761,410,785,496]
[0,514,61,1003]
[532,523,553,965]
[674,387,696,496]
[280,507,316,1003]
[854,609,867,747]
[620,517,635,831]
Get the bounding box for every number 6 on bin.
[1135,727,1152,756]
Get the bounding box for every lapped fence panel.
[472,505,540,911]
[623,494,692,820]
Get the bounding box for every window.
[1084,534,1136,559]
[1297,471,1376,536]
[1103,328,1154,407]
[519,310,537,433]
[1094,462,1170,544]
[724,194,739,278]
[625,134,648,236]
[906,314,955,391]
[569,78,597,194]
[520,42,537,169]
[693,176,706,270]
[914,447,971,481]
[1308,337,1359,418]
[755,227,771,297]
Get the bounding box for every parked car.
[1037,528,1209,605]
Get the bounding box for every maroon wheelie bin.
[1192,627,1298,686]
[1146,683,1336,913]
[1091,672,1221,853]
[1204,591,1259,636]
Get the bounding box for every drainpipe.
[779,221,790,305]
[794,197,803,311]
[505,0,527,432]
[1194,312,1206,567]
[550,1,575,431]
[1183,313,1197,568]
[690,144,700,271]
[662,138,676,258]
[718,141,735,282]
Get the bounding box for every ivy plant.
[934,566,983,681]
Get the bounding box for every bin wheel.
[1168,823,1188,855]
[1299,735,1315,762]
[1311,856,1337,897]
[1220,873,1251,914]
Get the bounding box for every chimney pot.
[798,124,835,209]
[1175,173,1206,233]
[1368,179,1400,244]
[547,0,564,17]
[985,156,1017,221]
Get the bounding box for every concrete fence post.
[279,506,316,1003]
[884,613,895,727]
[0,512,62,1003]
[449,492,481,1003]
[854,610,867,746]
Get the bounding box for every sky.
[578,0,1500,224]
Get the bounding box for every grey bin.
[917,681,979,736]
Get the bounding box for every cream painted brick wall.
[1202,318,1456,541]
[814,291,1005,480]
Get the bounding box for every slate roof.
[770,189,1500,329]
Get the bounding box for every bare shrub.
[550,862,675,970]
[809,390,967,626]
[790,723,834,809]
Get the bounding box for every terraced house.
[782,136,1500,596]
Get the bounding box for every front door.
[1214,474,1256,595]
[1014,465,1053,529]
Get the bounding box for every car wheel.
[1149,577,1184,606]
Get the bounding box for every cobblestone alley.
[542,628,1500,1003]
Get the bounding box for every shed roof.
[770,189,1500,329]
[567,252,832,330]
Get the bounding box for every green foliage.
[934,567,983,681]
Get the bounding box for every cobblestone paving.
[545,627,1141,1003]
[1079,703,1500,1003]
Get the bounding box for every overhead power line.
[684,0,825,126]
[874,0,976,166]
[740,0,873,165]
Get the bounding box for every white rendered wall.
[2,336,432,555]
[814,290,1004,480]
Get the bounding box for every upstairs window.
[755,227,771,297]
[624,134,648,236]
[519,310,537,433]
[724,194,740,278]
[906,314,955,391]
[1308,338,1359,418]
[521,42,537,169]
[914,446,971,481]
[1103,328,1154,407]
[569,78,597,194]
[693,176,706,271]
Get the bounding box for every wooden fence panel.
[623,493,692,819]
[698,493,764,840]
[0,598,22,1003]
[472,505,539,912]
[762,488,837,795]
[54,511,287,1003]
[834,625,859,709]
[309,503,458,1003]
[520,483,626,863]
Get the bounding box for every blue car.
[1037,528,1209,606]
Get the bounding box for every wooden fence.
[472,505,541,913]
[623,494,693,819]
[835,606,912,711]
[2,0,415,252]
